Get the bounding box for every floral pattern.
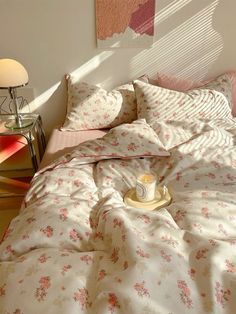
[151,71,236,117]
[0,118,236,313]
[61,75,148,131]
[42,119,169,172]
[134,78,233,126]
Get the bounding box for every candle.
[136,173,157,202]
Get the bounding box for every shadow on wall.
[210,0,236,75]
[130,0,224,82]
[30,0,231,135]
[61,0,226,87]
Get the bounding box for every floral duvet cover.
[0,118,236,314]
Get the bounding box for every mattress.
[39,128,107,169]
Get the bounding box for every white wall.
[1,0,236,137]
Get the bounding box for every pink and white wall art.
[96,0,156,48]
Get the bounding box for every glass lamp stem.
[9,87,22,127]
[4,86,33,129]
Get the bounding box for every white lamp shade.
[0,58,29,88]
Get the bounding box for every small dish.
[124,185,172,211]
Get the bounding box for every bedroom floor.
[0,177,31,239]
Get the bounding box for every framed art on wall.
[96,0,156,48]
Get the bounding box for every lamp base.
[5,118,33,129]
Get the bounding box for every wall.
[0,0,236,138]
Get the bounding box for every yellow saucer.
[124,185,172,211]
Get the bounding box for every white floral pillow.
[61,75,148,131]
[133,79,233,125]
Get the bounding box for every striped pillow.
[133,80,233,124]
[150,72,236,117]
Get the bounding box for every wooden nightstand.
[0,113,46,176]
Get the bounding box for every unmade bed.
[0,74,236,314]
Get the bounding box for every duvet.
[0,118,236,314]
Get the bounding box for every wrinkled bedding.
[0,118,236,314]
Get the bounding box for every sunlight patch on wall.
[31,50,114,111]
[131,0,222,81]
[156,0,193,25]
[71,51,114,83]
[30,82,61,111]
[177,46,222,79]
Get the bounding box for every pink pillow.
[151,72,236,117]
[149,74,203,91]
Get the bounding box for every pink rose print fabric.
[133,79,233,125]
[61,74,148,131]
[151,71,236,116]
[0,118,236,313]
[42,119,169,172]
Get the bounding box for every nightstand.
[0,113,46,176]
[0,114,46,238]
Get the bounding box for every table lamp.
[0,58,33,129]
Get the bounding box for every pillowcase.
[149,73,201,91]
[150,72,236,116]
[133,80,233,125]
[61,75,149,131]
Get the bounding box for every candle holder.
[124,184,172,211]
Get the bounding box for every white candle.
[136,173,157,202]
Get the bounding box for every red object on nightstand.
[0,135,27,163]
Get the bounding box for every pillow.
[224,71,236,116]
[149,73,201,91]
[151,72,236,116]
[133,80,233,125]
[61,75,149,131]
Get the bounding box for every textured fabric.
[43,119,170,171]
[39,129,107,169]
[201,73,233,107]
[150,73,201,91]
[151,72,236,116]
[151,117,236,149]
[226,71,236,116]
[61,75,148,131]
[134,80,233,125]
[0,118,236,313]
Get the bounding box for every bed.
[0,73,236,314]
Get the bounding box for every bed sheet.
[0,118,236,314]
